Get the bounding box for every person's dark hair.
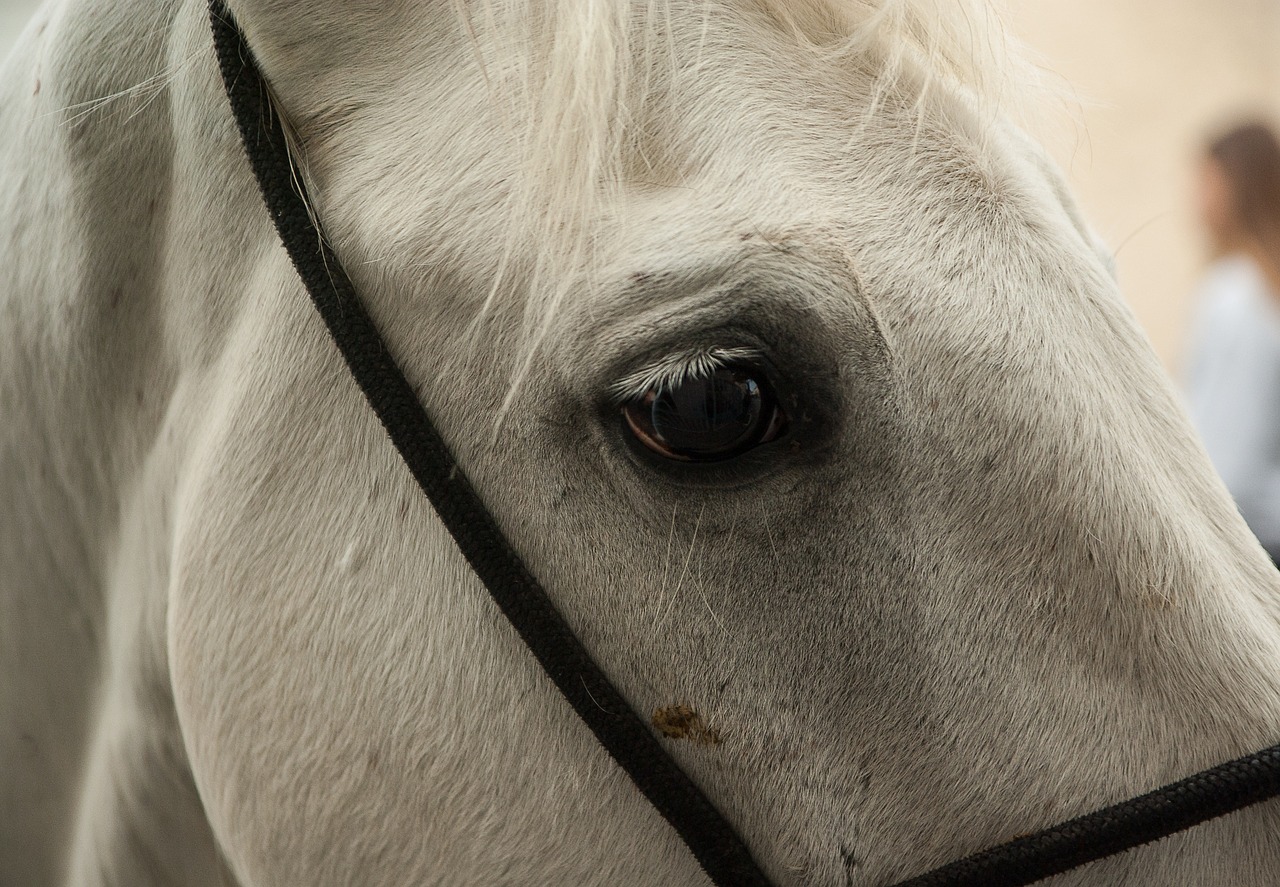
[1208,122,1280,268]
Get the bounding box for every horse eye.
[622,367,788,462]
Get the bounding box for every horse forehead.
[597,147,1052,301]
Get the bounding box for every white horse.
[5,0,1280,884]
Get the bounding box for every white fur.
[4,1,1280,886]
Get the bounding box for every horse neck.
[0,0,271,882]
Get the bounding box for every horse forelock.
[245,0,1049,422]
[463,0,1041,283]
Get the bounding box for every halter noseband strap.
[208,4,1280,884]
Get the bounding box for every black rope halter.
[209,4,1280,884]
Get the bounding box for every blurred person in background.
[1183,121,1280,563]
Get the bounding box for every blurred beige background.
[2,0,1278,370]
[1011,0,1280,371]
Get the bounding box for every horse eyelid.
[607,346,763,404]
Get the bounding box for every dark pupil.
[650,369,765,458]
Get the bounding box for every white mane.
[433,0,1040,399]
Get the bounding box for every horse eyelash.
[608,346,762,404]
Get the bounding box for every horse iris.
[623,367,784,462]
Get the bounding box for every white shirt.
[1183,255,1280,554]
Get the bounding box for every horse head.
[5,1,1280,884]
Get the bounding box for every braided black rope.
[208,4,1280,886]
[893,743,1280,886]
[208,4,771,885]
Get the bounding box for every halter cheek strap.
[209,6,771,886]
[208,4,1280,885]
